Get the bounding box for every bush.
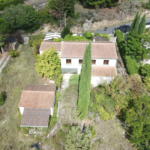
[0,0,23,11]
[53,35,89,42]
[140,64,150,77]
[61,26,72,38]
[143,77,150,92]
[0,93,5,105]
[8,50,19,57]
[90,90,116,121]
[142,0,150,10]
[83,31,93,40]
[94,33,110,40]
[69,74,79,86]
[125,56,139,75]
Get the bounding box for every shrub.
[61,26,72,38]
[125,56,138,75]
[69,74,79,86]
[83,31,93,40]
[89,126,96,137]
[0,0,23,11]
[140,64,150,77]
[90,90,116,121]
[143,77,150,92]
[8,50,19,57]
[0,93,5,105]
[94,33,110,40]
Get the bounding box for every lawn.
[0,45,51,150]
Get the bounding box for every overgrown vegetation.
[8,50,19,57]
[61,25,72,38]
[0,0,23,11]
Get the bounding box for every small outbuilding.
[18,84,56,127]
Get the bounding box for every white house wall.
[61,58,117,74]
[19,107,24,115]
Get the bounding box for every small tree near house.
[35,47,61,80]
[78,42,92,120]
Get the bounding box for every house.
[39,41,61,55]
[18,84,56,127]
[60,41,117,86]
[39,41,117,86]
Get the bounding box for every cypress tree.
[130,12,139,32]
[133,14,141,33]
[138,14,146,35]
[78,42,92,120]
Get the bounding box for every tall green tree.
[138,14,146,35]
[133,14,141,33]
[78,42,92,120]
[130,12,139,32]
[61,25,72,38]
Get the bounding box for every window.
[66,59,71,64]
[104,60,109,65]
[79,59,83,64]
[92,60,96,64]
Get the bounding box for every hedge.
[69,74,80,86]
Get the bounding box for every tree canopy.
[35,47,61,79]
[2,4,40,33]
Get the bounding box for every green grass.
[0,45,50,149]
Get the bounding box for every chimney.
[93,36,96,42]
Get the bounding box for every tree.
[133,13,140,33]
[124,93,150,148]
[138,14,146,35]
[130,12,139,32]
[140,64,150,77]
[2,4,40,33]
[143,77,150,92]
[125,56,138,75]
[0,0,23,11]
[61,25,72,38]
[78,42,91,120]
[65,126,91,150]
[35,47,61,79]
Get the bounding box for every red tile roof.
[61,42,117,59]
[92,66,116,77]
[18,85,56,108]
[39,41,61,51]
[20,108,50,127]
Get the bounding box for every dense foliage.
[2,4,40,33]
[83,31,93,40]
[90,89,116,121]
[121,93,150,149]
[69,74,80,86]
[65,126,91,150]
[0,0,23,11]
[79,0,119,8]
[140,64,150,77]
[130,12,146,35]
[35,47,62,80]
[53,34,89,42]
[78,42,91,120]
[125,56,138,75]
[142,0,150,10]
[61,26,72,38]
[48,0,75,17]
